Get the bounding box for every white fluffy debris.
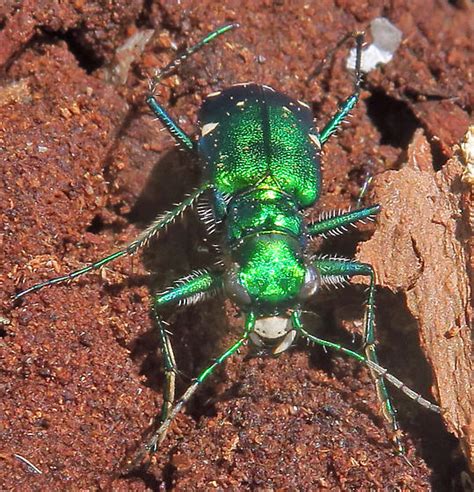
[461,126,474,186]
[346,17,402,73]
[106,29,155,85]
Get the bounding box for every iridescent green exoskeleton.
[14,24,440,468]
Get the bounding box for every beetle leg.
[152,310,177,426]
[312,257,406,454]
[146,96,195,150]
[147,24,239,151]
[292,310,440,415]
[128,307,254,470]
[307,204,380,238]
[319,32,364,144]
[154,269,223,422]
[124,269,224,470]
[13,184,210,300]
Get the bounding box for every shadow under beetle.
[14,24,441,468]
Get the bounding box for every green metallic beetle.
[14,24,440,467]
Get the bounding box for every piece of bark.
[357,129,473,470]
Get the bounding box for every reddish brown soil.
[1,1,472,490]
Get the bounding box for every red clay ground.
[1,0,472,489]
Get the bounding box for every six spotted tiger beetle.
[13,24,441,469]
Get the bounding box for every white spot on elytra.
[236,101,245,107]
[309,133,321,149]
[298,99,310,109]
[207,91,222,98]
[202,122,219,136]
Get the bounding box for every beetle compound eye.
[224,267,252,306]
[299,265,320,300]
